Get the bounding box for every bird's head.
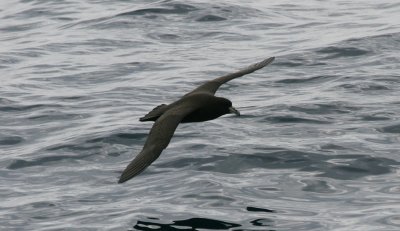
[217,97,240,116]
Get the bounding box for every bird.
[118,57,275,183]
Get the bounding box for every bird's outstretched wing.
[188,57,275,95]
[118,104,196,183]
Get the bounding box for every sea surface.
[1,0,400,230]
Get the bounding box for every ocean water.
[1,0,400,230]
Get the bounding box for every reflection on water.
[133,207,276,231]
[134,217,241,231]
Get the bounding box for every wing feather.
[188,57,275,95]
[118,105,196,183]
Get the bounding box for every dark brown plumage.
[118,57,275,183]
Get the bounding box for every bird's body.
[118,57,275,183]
[143,94,234,123]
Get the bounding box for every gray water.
[1,0,400,230]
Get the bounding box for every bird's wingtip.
[118,171,133,184]
[265,56,275,63]
[118,172,134,184]
[251,56,275,70]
